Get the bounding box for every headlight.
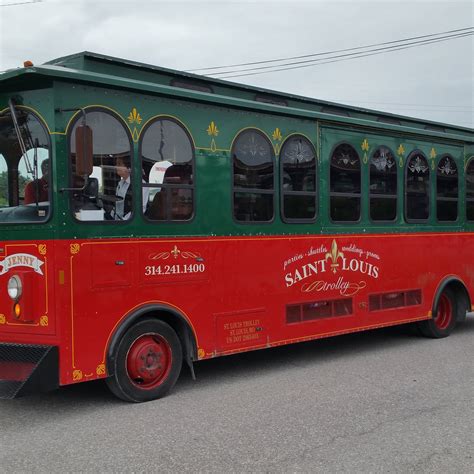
[7,275,22,300]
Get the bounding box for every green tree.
[0,171,8,206]
[0,171,31,206]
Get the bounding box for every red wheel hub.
[434,294,452,331]
[126,334,172,389]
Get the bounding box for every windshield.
[0,106,51,223]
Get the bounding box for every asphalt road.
[1,318,474,473]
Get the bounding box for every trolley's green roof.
[1,51,473,142]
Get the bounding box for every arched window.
[0,108,50,222]
[370,146,397,221]
[140,118,194,221]
[436,155,458,222]
[69,109,132,221]
[330,143,360,222]
[280,135,317,221]
[232,129,274,222]
[405,151,430,221]
[466,157,474,221]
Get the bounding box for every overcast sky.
[1,0,473,128]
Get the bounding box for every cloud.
[0,0,472,126]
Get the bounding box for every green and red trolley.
[0,52,473,401]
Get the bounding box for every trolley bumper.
[0,343,58,399]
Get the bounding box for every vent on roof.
[377,116,401,125]
[254,94,288,107]
[170,79,213,94]
[424,124,446,133]
[321,106,349,117]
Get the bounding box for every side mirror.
[75,125,93,176]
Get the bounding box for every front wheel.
[417,288,457,338]
[106,319,183,402]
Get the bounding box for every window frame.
[139,115,196,223]
[231,128,275,224]
[67,106,134,225]
[329,141,362,224]
[368,145,398,223]
[436,154,459,223]
[465,156,474,222]
[404,150,431,223]
[0,107,53,225]
[279,134,317,224]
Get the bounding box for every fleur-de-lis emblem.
[361,139,370,164]
[397,144,405,156]
[207,121,219,137]
[272,128,282,141]
[171,245,181,259]
[430,147,437,159]
[127,107,142,125]
[325,240,344,274]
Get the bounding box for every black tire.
[106,318,182,402]
[417,287,457,338]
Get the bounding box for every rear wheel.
[106,318,182,402]
[418,288,457,338]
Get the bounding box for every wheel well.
[150,309,197,362]
[106,305,197,376]
[434,279,471,323]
